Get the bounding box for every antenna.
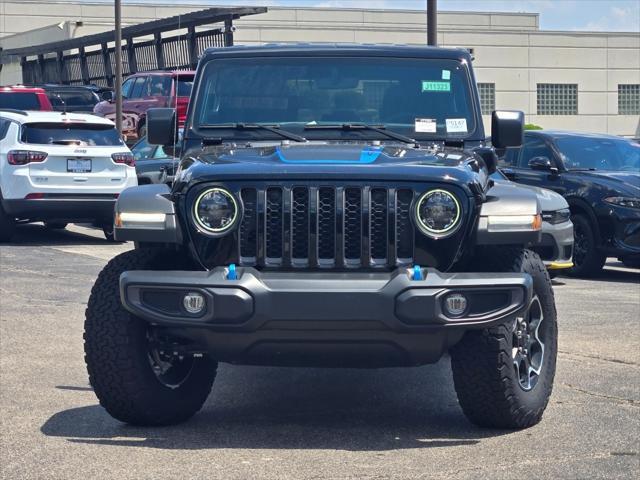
[56,93,67,115]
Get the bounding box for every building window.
[477,83,495,114]
[537,84,578,115]
[618,84,640,115]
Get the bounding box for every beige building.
[1,0,639,136]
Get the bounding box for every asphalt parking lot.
[1,223,638,480]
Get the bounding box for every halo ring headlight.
[415,189,461,238]
[192,187,239,235]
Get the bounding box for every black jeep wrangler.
[85,45,557,429]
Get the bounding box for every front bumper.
[601,204,640,258]
[2,197,116,222]
[535,220,574,270]
[120,267,532,367]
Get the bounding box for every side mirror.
[491,110,524,149]
[147,108,177,146]
[528,156,558,174]
[101,90,114,102]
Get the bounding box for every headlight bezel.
[192,187,240,236]
[604,196,640,210]
[414,188,462,239]
[542,208,571,225]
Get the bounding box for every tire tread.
[84,249,216,426]
[450,248,557,429]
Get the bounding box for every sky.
[79,0,640,32]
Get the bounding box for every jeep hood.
[178,143,488,196]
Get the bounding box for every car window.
[131,137,156,160]
[175,76,194,97]
[149,76,172,97]
[121,78,134,98]
[498,147,519,167]
[153,146,169,158]
[130,77,147,99]
[0,92,41,110]
[555,136,640,171]
[47,90,99,112]
[21,123,126,146]
[519,137,554,168]
[0,118,10,140]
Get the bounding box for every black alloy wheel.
[567,214,606,277]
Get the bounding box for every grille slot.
[344,187,362,265]
[291,187,310,266]
[239,185,415,269]
[239,188,257,263]
[370,188,388,264]
[317,187,336,265]
[396,189,414,262]
[265,187,283,264]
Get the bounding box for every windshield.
[193,56,476,140]
[21,123,125,146]
[0,92,40,110]
[556,136,640,171]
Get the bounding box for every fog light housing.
[444,293,467,317]
[183,292,206,314]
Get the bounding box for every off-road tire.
[0,203,16,242]
[450,248,557,429]
[567,214,606,277]
[84,249,217,426]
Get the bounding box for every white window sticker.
[446,118,467,133]
[442,70,451,80]
[415,118,436,133]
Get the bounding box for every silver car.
[492,170,574,275]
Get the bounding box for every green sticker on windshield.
[422,81,451,92]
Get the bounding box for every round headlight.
[415,189,461,237]
[193,188,239,235]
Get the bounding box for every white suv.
[0,110,137,241]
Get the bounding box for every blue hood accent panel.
[275,145,383,164]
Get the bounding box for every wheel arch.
[114,183,182,244]
[475,183,542,247]
[566,197,601,245]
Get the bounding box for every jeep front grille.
[239,185,415,269]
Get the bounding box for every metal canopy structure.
[0,6,266,87]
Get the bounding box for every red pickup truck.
[0,86,53,111]
[93,70,194,143]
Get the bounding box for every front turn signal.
[532,214,542,231]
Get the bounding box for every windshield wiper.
[304,123,417,145]
[568,167,597,171]
[199,123,306,143]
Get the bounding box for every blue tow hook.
[227,263,237,280]
[412,265,423,281]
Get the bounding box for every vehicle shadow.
[555,263,639,285]
[5,223,109,247]
[42,358,512,451]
